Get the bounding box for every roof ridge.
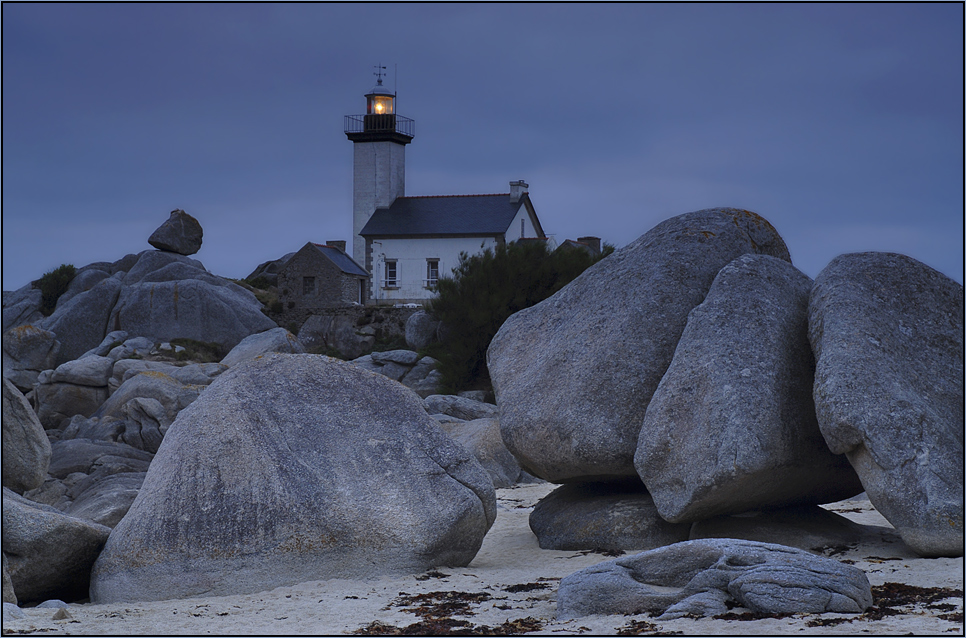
[399,193,509,200]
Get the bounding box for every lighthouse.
[344,66,415,272]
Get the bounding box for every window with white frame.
[426,259,439,288]
[384,260,397,288]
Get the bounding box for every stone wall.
[295,305,422,359]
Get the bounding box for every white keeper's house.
[345,72,548,303]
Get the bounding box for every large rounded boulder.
[488,208,791,483]
[635,254,863,522]
[809,252,964,557]
[107,251,276,350]
[90,353,497,603]
[3,488,111,603]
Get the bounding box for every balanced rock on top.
[90,353,496,603]
[148,209,203,255]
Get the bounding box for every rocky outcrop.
[245,252,296,288]
[220,327,303,367]
[41,275,123,365]
[79,330,128,359]
[25,439,153,529]
[424,394,499,422]
[2,554,15,605]
[90,353,496,603]
[107,251,275,350]
[64,472,147,529]
[299,314,373,359]
[1,324,60,391]
[54,266,111,311]
[50,356,113,387]
[556,539,872,620]
[2,488,111,603]
[350,351,442,398]
[45,439,153,481]
[636,255,863,522]
[809,252,964,557]
[529,481,690,551]
[28,238,276,365]
[437,418,529,489]
[147,209,203,255]
[88,371,203,453]
[108,359,225,394]
[401,357,442,397]
[103,336,154,361]
[2,379,51,494]
[33,356,117,430]
[2,286,43,334]
[489,208,791,483]
[33,377,108,431]
[405,310,440,350]
[296,307,416,360]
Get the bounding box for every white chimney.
[509,180,529,203]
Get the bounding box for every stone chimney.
[327,240,347,253]
[509,180,529,204]
[578,236,601,254]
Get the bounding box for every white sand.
[3,483,963,636]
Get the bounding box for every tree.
[427,240,612,393]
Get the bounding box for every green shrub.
[244,275,272,290]
[32,264,77,316]
[426,241,612,393]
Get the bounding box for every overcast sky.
[3,3,963,291]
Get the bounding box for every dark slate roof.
[360,194,526,237]
[310,244,370,277]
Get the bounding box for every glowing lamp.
[366,90,394,115]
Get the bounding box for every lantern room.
[346,65,414,140]
[366,82,395,115]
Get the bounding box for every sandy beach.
[2,482,962,636]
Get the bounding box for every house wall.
[341,274,366,304]
[352,141,406,268]
[505,203,540,242]
[278,246,366,311]
[369,235,502,301]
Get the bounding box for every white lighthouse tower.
[344,66,415,273]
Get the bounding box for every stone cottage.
[277,241,370,310]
